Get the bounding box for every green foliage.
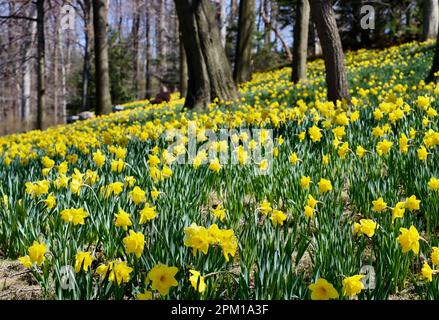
[69,30,136,113]
[252,47,287,72]
[107,31,136,105]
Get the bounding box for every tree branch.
[260,1,292,62]
[0,15,37,22]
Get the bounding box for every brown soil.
[0,258,43,300]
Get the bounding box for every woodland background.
[0,0,435,135]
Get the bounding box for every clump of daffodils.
[184,223,238,262]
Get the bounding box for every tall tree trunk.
[157,0,166,83]
[179,32,188,97]
[225,0,238,62]
[309,0,350,104]
[60,31,67,123]
[66,30,72,82]
[10,3,20,126]
[21,10,36,126]
[36,0,46,130]
[93,0,112,115]
[263,0,271,50]
[218,0,227,47]
[171,6,180,92]
[423,0,439,41]
[234,0,255,83]
[145,0,152,99]
[132,0,141,99]
[405,5,412,35]
[21,48,32,124]
[309,21,322,57]
[82,0,92,111]
[175,0,238,110]
[116,0,123,39]
[427,28,439,82]
[292,0,310,83]
[54,15,60,125]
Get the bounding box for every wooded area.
[1,0,439,134]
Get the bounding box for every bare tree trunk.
[132,0,141,99]
[423,0,439,41]
[292,0,310,83]
[218,0,227,47]
[82,0,92,111]
[427,27,439,82]
[171,5,180,92]
[54,15,59,125]
[225,0,238,61]
[10,2,20,126]
[59,32,67,123]
[21,50,32,123]
[234,0,255,84]
[145,0,152,99]
[263,0,271,50]
[157,0,166,83]
[179,32,188,97]
[175,0,238,110]
[93,0,112,114]
[309,22,322,57]
[21,10,36,125]
[36,0,46,130]
[116,0,123,39]
[310,0,350,104]
[66,29,72,84]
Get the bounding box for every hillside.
[0,41,439,300]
